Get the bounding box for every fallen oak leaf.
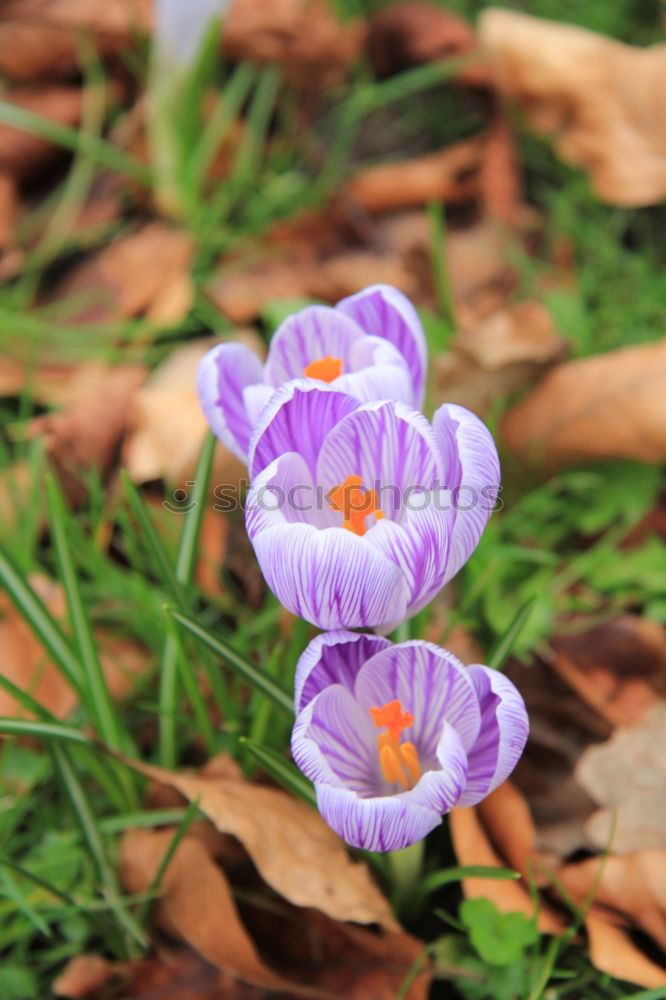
[120,830,319,996]
[479,10,666,207]
[116,754,400,930]
[501,338,666,470]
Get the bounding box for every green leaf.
[460,897,538,967]
[0,546,82,695]
[415,865,520,905]
[45,475,126,755]
[486,595,538,671]
[0,100,149,183]
[169,609,294,715]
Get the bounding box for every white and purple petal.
[292,685,380,797]
[457,665,529,806]
[314,782,443,852]
[196,342,265,463]
[248,380,359,480]
[432,403,500,585]
[264,307,366,386]
[336,284,428,406]
[248,521,410,631]
[353,641,482,757]
[294,631,391,713]
[316,399,444,521]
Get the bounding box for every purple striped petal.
[292,685,380,797]
[264,307,366,386]
[245,452,324,537]
[248,381,359,480]
[247,521,410,630]
[457,665,529,806]
[309,722,468,851]
[364,501,454,617]
[432,403,500,584]
[316,400,444,521]
[196,342,264,462]
[314,782,443,852]
[294,631,391,713]
[334,364,413,407]
[353,641,481,758]
[336,284,428,406]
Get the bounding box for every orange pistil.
[303,355,343,382]
[327,475,384,536]
[370,699,421,789]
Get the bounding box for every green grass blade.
[158,432,216,766]
[240,738,316,807]
[45,475,126,754]
[50,743,146,950]
[121,471,185,606]
[0,674,59,722]
[486,596,537,671]
[169,609,293,715]
[0,867,50,937]
[0,547,82,695]
[167,612,216,753]
[188,62,257,192]
[175,431,216,586]
[0,100,150,183]
[0,719,95,747]
[137,797,201,927]
[416,865,520,903]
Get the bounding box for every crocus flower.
[245,381,499,632]
[155,0,235,71]
[197,285,427,462]
[291,632,529,851]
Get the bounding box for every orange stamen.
[303,355,343,382]
[370,699,421,789]
[327,475,384,536]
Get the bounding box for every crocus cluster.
[197,284,528,851]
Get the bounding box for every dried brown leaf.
[52,955,116,998]
[344,139,482,213]
[559,851,666,951]
[585,915,666,989]
[433,300,565,415]
[0,86,82,177]
[27,364,147,504]
[575,701,666,853]
[480,10,666,206]
[449,788,564,933]
[120,830,301,994]
[120,755,399,930]
[366,2,489,87]
[123,338,248,486]
[501,338,666,470]
[50,224,194,324]
[223,0,364,88]
[0,0,151,82]
[0,574,151,720]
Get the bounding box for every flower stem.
[388,839,425,917]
